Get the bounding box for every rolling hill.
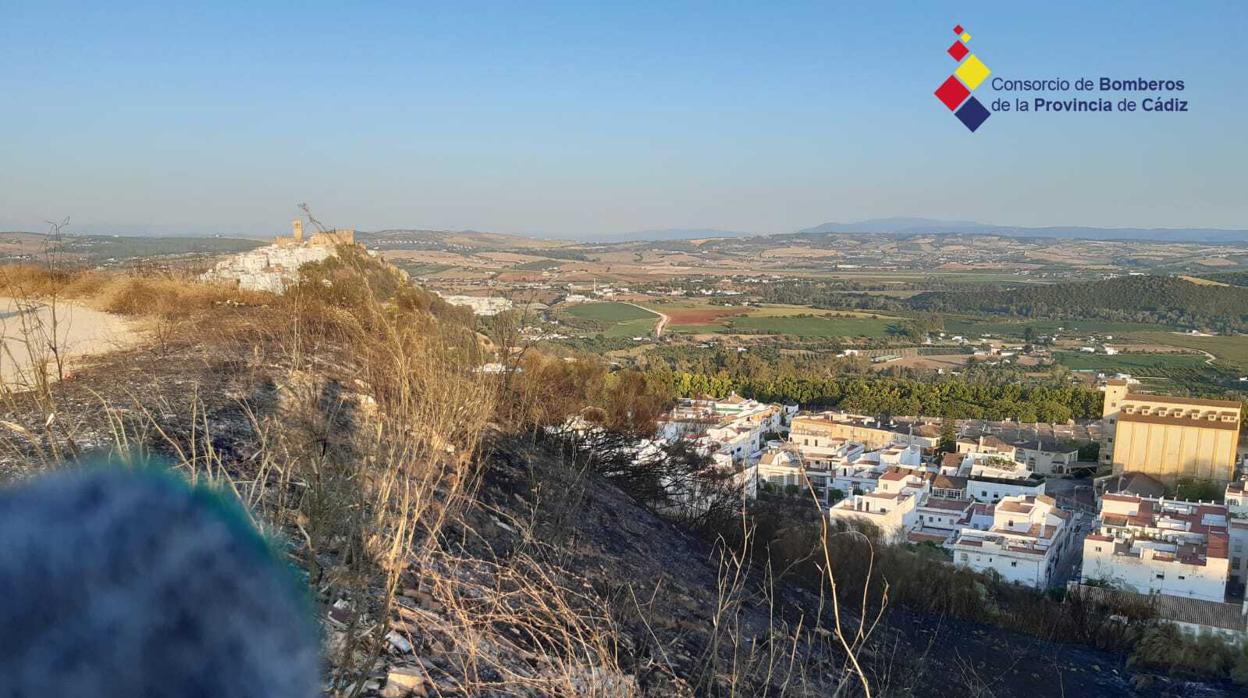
[908,274,1248,331]
[798,218,1248,243]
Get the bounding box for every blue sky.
[1,1,1245,237]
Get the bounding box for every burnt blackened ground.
[466,437,1240,697]
[5,335,1241,697]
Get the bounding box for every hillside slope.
[909,275,1248,330]
[0,261,1239,697]
[0,310,1174,697]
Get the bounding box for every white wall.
[1082,540,1228,602]
[954,544,1050,587]
[968,478,1045,503]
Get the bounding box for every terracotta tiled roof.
[1117,412,1239,431]
[1123,393,1242,409]
[922,497,973,512]
[998,500,1032,514]
[933,474,967,490]
[1074,586,1245,632]
[1207,532,1229,560]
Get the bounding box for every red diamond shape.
[935,75,970,111]
[953,24,964,35]
[948,41,969,61]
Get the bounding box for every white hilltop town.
[653,387,1248,640]
[201,219,359,293]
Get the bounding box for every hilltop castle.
[275,219,355,248]
[202,218,357,293]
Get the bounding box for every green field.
[565,302,656,323]
[563,302,660,338]
[394,261,453,276]
[1125,332,1248,372]
[1054,351,1209,373]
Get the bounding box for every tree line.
[910,275,1248,333]
[645,366,1102,421]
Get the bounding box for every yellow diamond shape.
[961,32,971,42]
[955,54,990,90]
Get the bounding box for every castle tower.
[292,219,304,243]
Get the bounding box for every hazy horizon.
[3,2,1246,237]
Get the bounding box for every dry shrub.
[0,262,267,320]
[222,251,501,695]
[0,264,79,296]
[1,250,880,696]
[404,524,639,697]
[96,276,267,318]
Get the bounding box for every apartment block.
[951,494,1071,587]
[1082,493,1230,602]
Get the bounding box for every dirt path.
[621,302,668,338]
[0,297,142,387]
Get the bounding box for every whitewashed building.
[1224,480,1248,594]
[1082,493,1230,603]
[827,489,920,541]
[951,494,1072,587]
[659,394,793,467]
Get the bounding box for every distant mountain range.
[564,218,1248,243]
[795,218,1248,243]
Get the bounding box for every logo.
[935,24,992,132]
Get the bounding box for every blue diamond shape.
[954,96,990,132]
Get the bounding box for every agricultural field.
[644,302,746,327]
[644,301,900,338]
[717,314,896,338]
[1054,351,1209,373]
[562,302,660,338]
[1123,332,1248,373]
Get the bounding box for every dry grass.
[0,263,270,319]
[0,251,889,696]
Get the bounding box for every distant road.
[621,302,667,338]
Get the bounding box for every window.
[1010,561,1018,568]
[1155,573,1164,580]
[1178,575,1186,581]
[1095,546,1102,553]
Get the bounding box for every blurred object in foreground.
[0,467,318,697]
